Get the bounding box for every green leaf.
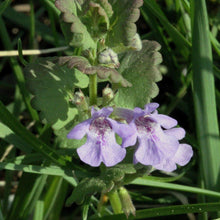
[103,168,125,182]
[0,162,78,186]
[46,180,69,220]
[89,202,220,220]
[96,0,113,18]
[58,56,132,87]
[7,174,47,220]
[33,200,44,220]
[131,178,220,198]
[56,0,96,50]
[55,0,81,16]
[0,122,32,153]
[66,177,106,205]
[114,40,162,108]
[107,0,143,47]
[143,0,191,56]
[24,57,89,129]
[191,0,220,192]
[81,1,110,38]
[43,177,66,220]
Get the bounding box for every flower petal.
[101,132,126,167]
[108,118,136,139]
[67,119,91,139]
[114,107,134,123]
[173,144,193,166]
[133,107,144,116]
[122,133,137,148]
[134,137,162,166]
[77,135,102,167]
[152,127,179,157]
[164,127,186,140]
[151,114,177,129]
[91,106,113,118]
[144,103,159,113]
[154,159,177,172]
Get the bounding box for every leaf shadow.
[24,57,79,126]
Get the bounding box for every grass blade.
[33,200,44,220]
[191,0,220,191]
[0,100,70,167]
[6,174,47,220]
[131,178,220,198]
[89,202,220,220]
[0,162,77,186]
[143,0,191,55]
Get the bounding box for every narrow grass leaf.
[143,0,191,55]
[46,180,69,220]
[90,202,220,220]
[131,178,220,198]
[0,162,77,186]
[0,100,70,167]
[0,123,32,153]
[7,174,47,220]
[191,0,220,191]
[33,200,44,220]
[43,177,64,219]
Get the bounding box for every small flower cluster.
[67,103,193,172]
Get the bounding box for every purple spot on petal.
[135,115,157,134]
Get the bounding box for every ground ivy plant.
[24,0,193,217]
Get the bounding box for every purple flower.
[67,107,134,167]
[115,103,193,172]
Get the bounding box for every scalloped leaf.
[95,0,113,18]
[56,0,111,48]
[58,56,132,87]
[114,40,162,108]
[56,0,96,50]
[66,177,106,205]
[24,58,89,130]
[55,0,83,16]
[106,0,143,48]
[81,1,110,38]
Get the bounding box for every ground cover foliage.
[0,0,220,219]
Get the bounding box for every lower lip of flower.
[89,117,112,136]
[135,115,156,134]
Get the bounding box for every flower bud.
[98,48,120,68]
[130,33,142,51]
[73,90,88,111]
[118,187,136,218]
[102,86,114,106]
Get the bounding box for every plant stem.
[108,190,123,214]
[89,74,97,105]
